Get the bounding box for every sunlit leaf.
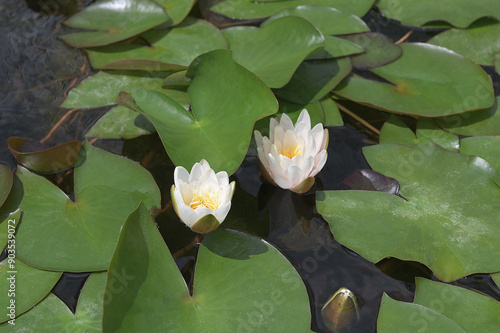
[223,16,324,88]
[376,0,500,28]
[265,5,369,35]
[0,272,106,332]
[460,136,500,172]
[0,257,62,323]
[132,49,278,175]
[86,106,155,139]
[334,43,494,116]
[0,210,21,252]
[8,137,81,173]
[103,203,313,332]
[61,71,189,109]
[429,21,500,66]
[340,32,401,69]
[380,115,459,152]
[317,143,500,281]
[60,0,170,48]
[154,0,196,25]
[15,142,160,271]
[437,97,500,136]
[210,0,375,20]
[86,17,227,70]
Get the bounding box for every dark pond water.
[2,1,500,332]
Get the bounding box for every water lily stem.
[395,30,413,44]
[172,234,204,258]
[40,108,79,143]
[336,103,381,137]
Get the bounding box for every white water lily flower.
[171,160,235,233]
[254,109,328,193]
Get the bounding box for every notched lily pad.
[380,115,459,152]
[103,203,313,332]
[131,49,278,175]
[334,43,495,116]
[317,143,500,281]
[86,17,228,70]
[60,0,171,48]
[223,16,324,88]
[8,137,81,173]
[340,32,401,69]
[460,136,500,172]
[376,0,500,28]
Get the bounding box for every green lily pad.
[492,272,500,286]
[0,210,21,252]
[380,115,459,152]
[376,0,500,28]
[274,56,351,104]
[0,257,62,323]
[0,164,13,208]
[60,0,170,48]
[15,141,160,271]
[103,203,313,332]
[0,272,106,332]
[86,17,227,70]
[321,36,365,58]
[437,97,500,136]
[85,106,155,139]
[155,0,196,25]
[317,143,500,281]
[132,49,278,175]
[61,71,189,109]
[460,136,500,172]
[414,278,500,332]
[429,21,500,66]
[8,137,82,173]
[377,293,467,332]
[210,0,375,20]
[264,5,369,35]
[223,16,324,88]
[334,43,494,116]
[495,52,500,75]
[340,32,401,69]
[163,70,192,88]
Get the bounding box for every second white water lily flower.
[254,109,328,193]
[171,160,235,233]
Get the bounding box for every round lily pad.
[317,143,500,282]
[103,203,313,332]
[8,137,81,173]
[15,142,160,271]
[334,43,495,116]
[61,71,189,109]
[429,21,500,66]
[376,0,500,28]
[223,16,324,88]
[264,5,369,35]
[340,32,401,69]
[154,0,196,25]
[132,49,278,175]
[86,17,227,70]
[0,164,13,208]
[460,136,500,172]
[0,257,62,323]
[210,0,375,20]
[0,272,106,332]
[60,0,170,48]
[437,97,500,136]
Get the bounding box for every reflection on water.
[0,0,97,168]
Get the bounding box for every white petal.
[300,156,315,178]
[257,146,271,170]
[311,150,327,177]
[283,130,299,150]
[294,121,309,140]
[269,118,279,142]
[174,166,189,187]
[189,162,205,183]
[212,201,231,224]
[279,113,294,131]
[177,202,202,227]
[268,152,287,179]
[261,136,273,154]
[311,123,325,154]
[215,171,229,186]
[272,173,294,189]
[287,164,305,189]
[200,159,211,171]
[297,109,311,129]
[178,182,194,205]
[254,130,263,147]
[273,124,285,147]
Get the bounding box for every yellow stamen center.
[189,191,219,210]
[279,145,302,159]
